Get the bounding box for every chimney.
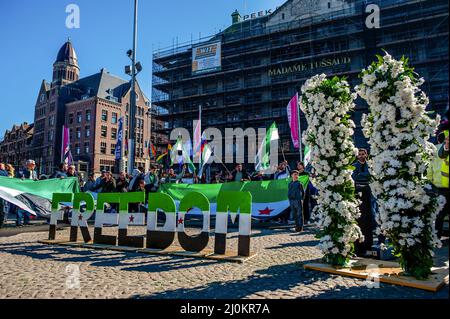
[231,9,241,24]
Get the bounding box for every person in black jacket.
[115,172,129,193]
[352,148,376,256]
[230,164,251,182]
[352,149,370,185]
[288,170,305,232]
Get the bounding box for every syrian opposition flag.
[255,122,279,172]
[157,177,309,219]
[171,137,196,173]
[0,177,79,218]
[198,143,213,177]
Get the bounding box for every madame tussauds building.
[152,0,448,167]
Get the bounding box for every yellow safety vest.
[441,130,449,188]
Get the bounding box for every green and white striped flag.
[158,178,309,219]
[0,177,80,218]
[303,145,311,167]
[255,122,279,172]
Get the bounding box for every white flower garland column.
[356,52,445,279]
[301,74,363,266]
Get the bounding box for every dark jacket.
[438,144,449,160]
[352,161,371,185]
[116,178,129,192]
[17,169,38,180]
[83,180,96,192]
[93,178,116,193]
[52,170,67,179]
[288,180,304,201]
[231,169,250,182]
[0,170,8,177]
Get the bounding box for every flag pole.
[61,125,64,164]
[279,137,286,162]
[198,104,202,170]
[298,94,304,163]
[216,155,231,175]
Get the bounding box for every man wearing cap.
[17,160,38,180]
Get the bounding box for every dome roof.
[55,40,78,66]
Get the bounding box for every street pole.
[128,0,138,175]
[148,106,152,169]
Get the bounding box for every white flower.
[302,73,362,263]
[356,51,441,274]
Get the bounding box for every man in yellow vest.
[432,128,449,239]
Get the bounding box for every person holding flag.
[171,136,196,175]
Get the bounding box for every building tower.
[52,39,79,87]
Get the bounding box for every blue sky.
[0,0,285,135]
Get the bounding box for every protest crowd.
[1,122,448,247]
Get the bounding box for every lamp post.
[146,105,153,170]
[125,0,142,175]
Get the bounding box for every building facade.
[0,122,34,170]
[152,0,449,167]
[31,40,152,176]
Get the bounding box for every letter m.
[215,191,252,256]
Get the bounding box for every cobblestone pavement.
[0,226,448,299]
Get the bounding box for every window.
[48,130,54,142]
[111,128,117,140]
[84,142,90,153]
[86,110,91,122]
[112,112,118,124]
[75,144,80,155]
[111,144,116,155]
[68,113,74,124]
[101,126,107,138]
[102,110,108,122]
[40,94,45,103]
[77,112,82,123]
[48,115,55,126]
[85,125,90,137]
[100,142,107,154]
[76,128,81,139]
[50,102,56,112]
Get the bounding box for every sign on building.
[192,41,222,76]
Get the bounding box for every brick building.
[31,40,153,176]
[0,122,34,170]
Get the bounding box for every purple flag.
[286,93,300,149]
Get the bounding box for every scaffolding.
[151,0,449,164]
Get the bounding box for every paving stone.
[0,226,448,299]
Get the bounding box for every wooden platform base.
[304,258,449,292]
[38,240,256,263]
